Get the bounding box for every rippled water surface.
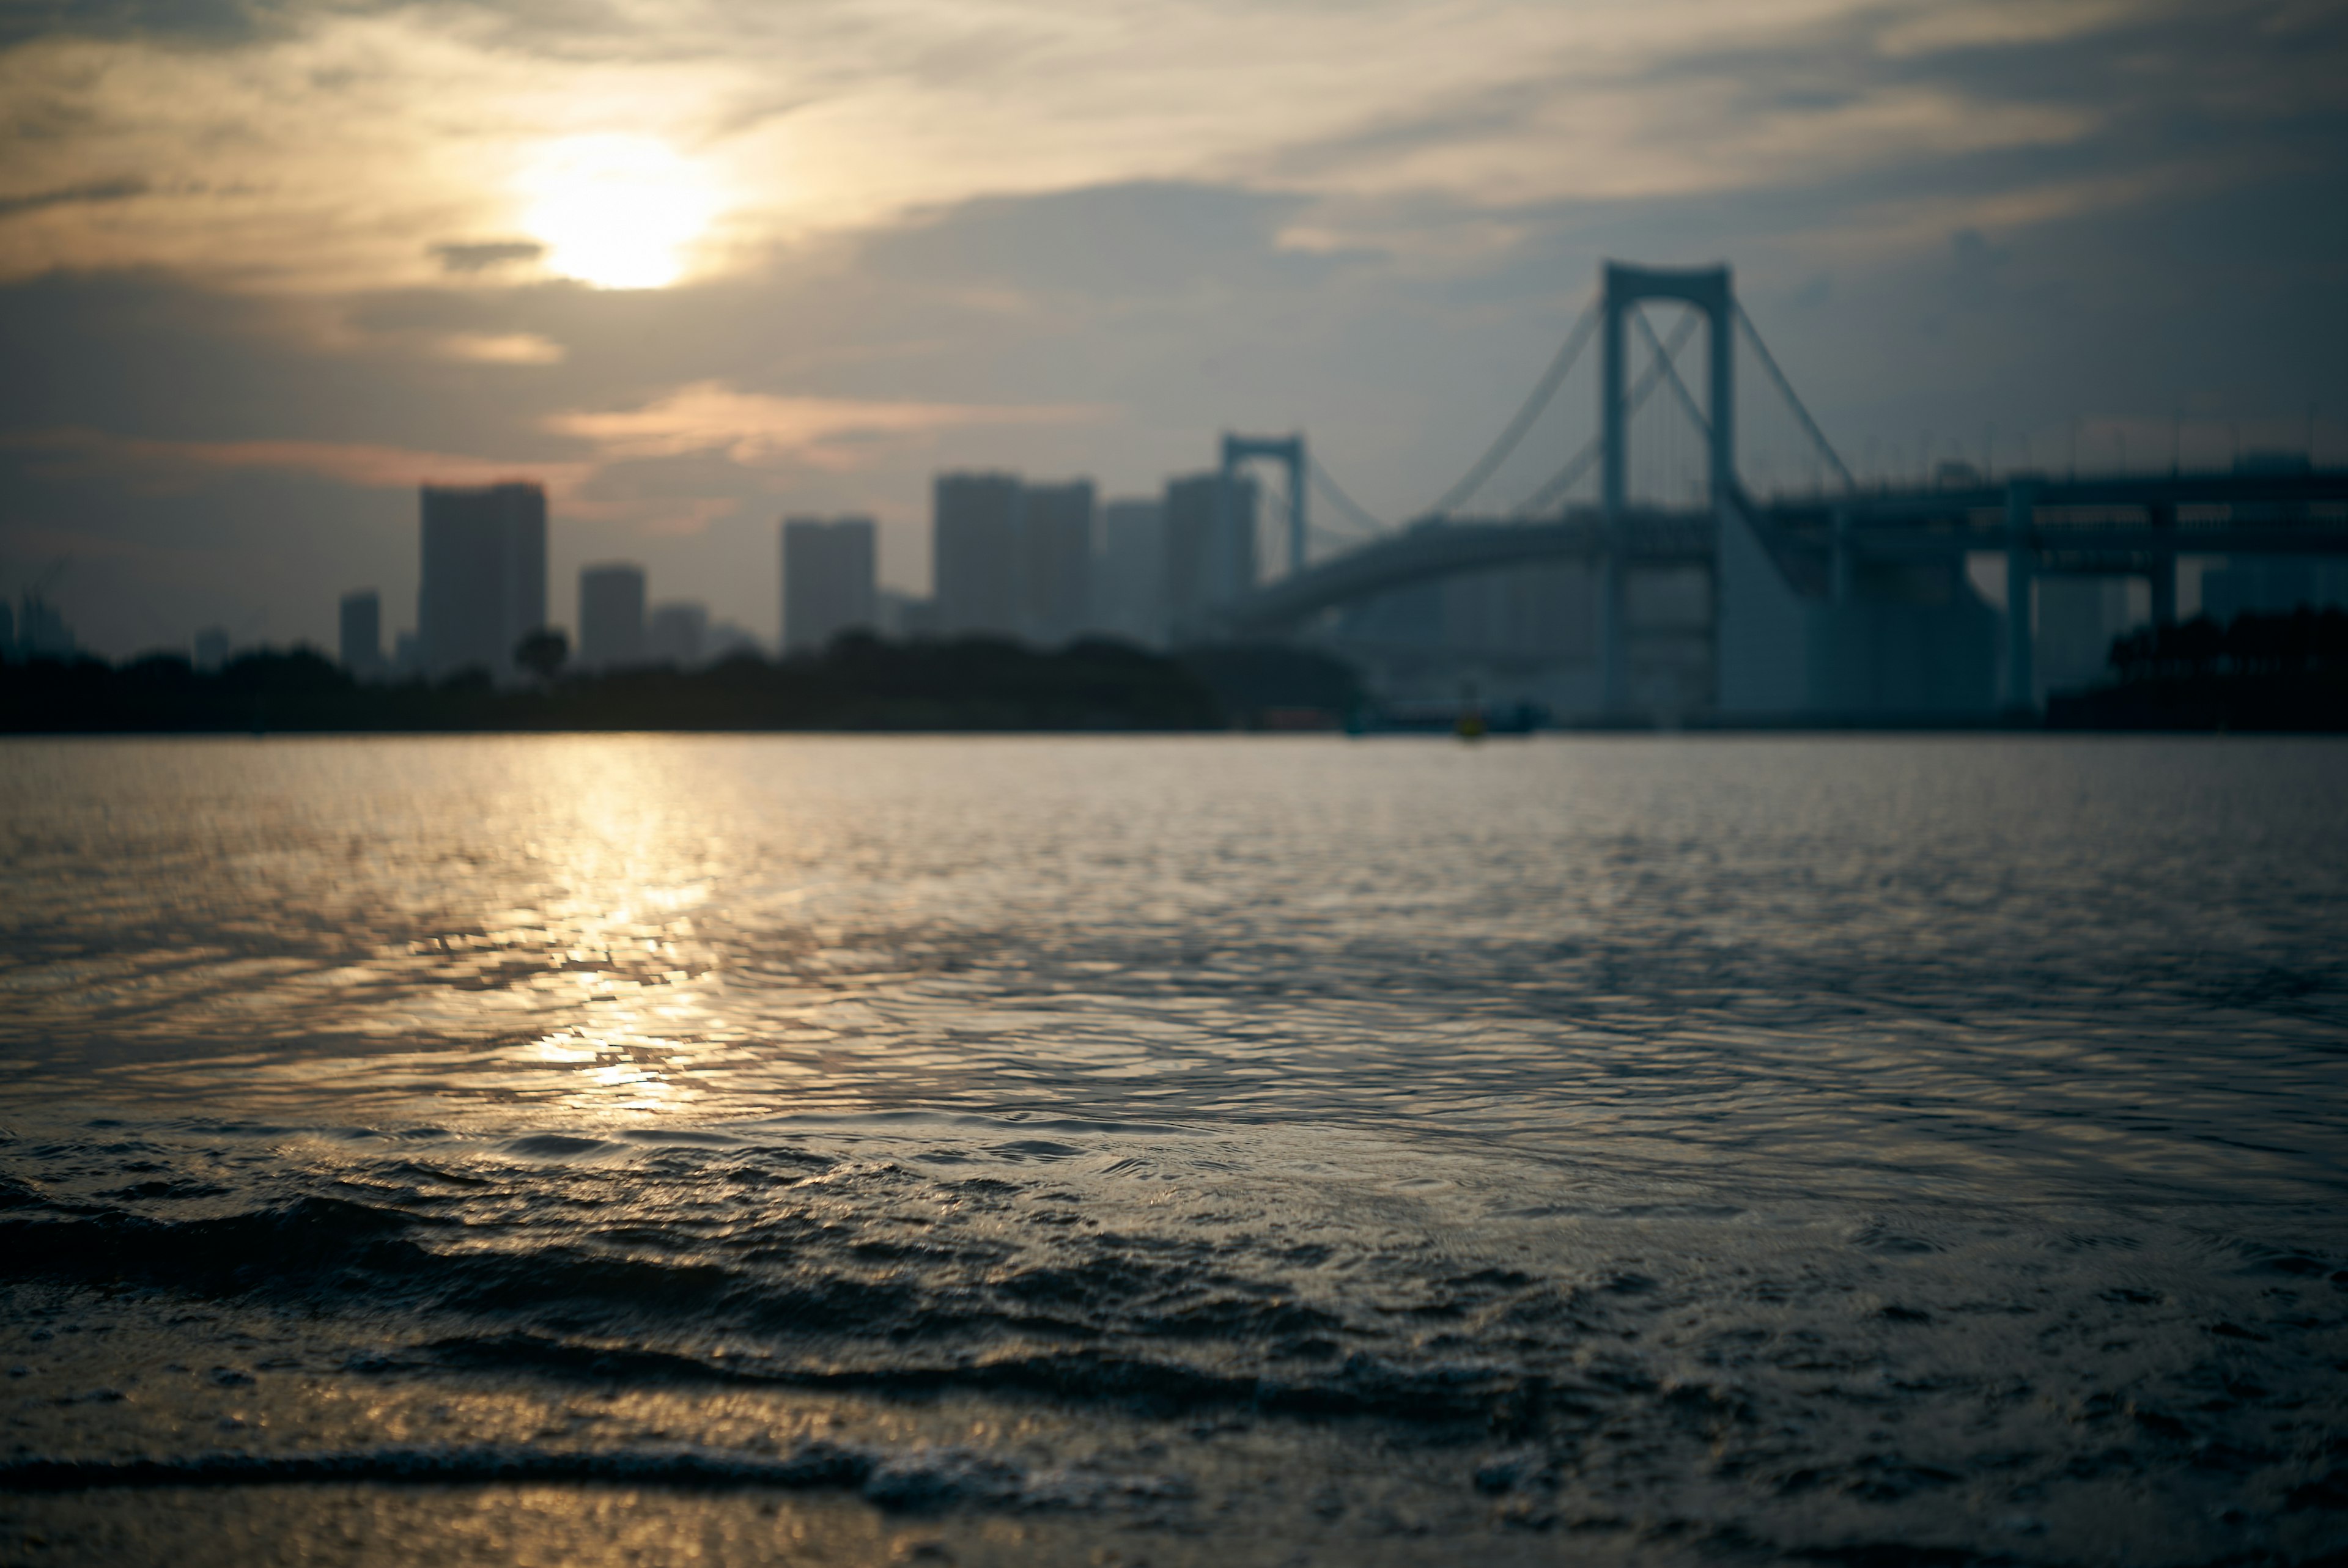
[2,734,2345,1566]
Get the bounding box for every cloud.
[862,182,1337,300]
[2,426,592,494]
[543,381,1106,471]
[435,331,563,363]
[0,177,149,222]
[2,377,1103,512]
[430,239,544,273]
[0,0,271,48]
[10,0,2330,293]
[1875,0,2139,58]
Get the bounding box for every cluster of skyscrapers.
[0,590,75,663]
[827,468,1259,649]
[782,467,1263,653]
[574,565,723,671]
[339,482,550,681]
[326,463,1267,685]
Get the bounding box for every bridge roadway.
[1216,507,1713,638]
[1214,468,2348,639]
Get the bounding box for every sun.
[519,135,718,290]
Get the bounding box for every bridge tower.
[1220,433,1309,578]
[1600,263,1734,710]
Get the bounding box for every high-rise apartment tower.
[932,473,1024,638]
[578,563,648,670]
[338,590,382,677]
[1162,471,1257,634]
[418,482,547,680]
[1018,481,1094,645]
[1096,498,1166,646]
[781,517,877,652]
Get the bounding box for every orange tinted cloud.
[3,427,593,495]
[543,381,1106,471]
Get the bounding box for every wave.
[418,1330,1564,1424]
[0,1190,1590,1427]
[0,1441,1189,1511]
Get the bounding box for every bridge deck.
[1215,469,2348,637]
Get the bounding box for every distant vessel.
[1456,680,1486,740]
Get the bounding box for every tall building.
[339,590,382,677]
[1096,498,1166,645]
[933,473,1024,637]
[578,563,648,670]
[647,602,707,666]
[781,516,877,653]
[1162,471,1258,635]
[16,592,73,660]
[418,481,547,681]
[704,620,764,663]
[1019,481,1094,645]
[878,589,941,639]
[2200,556,2348,622]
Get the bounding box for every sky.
[2,0,2345,656]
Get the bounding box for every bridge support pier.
[1220,433,1308,580]
[1599,544,1626,711]
[1600,261,1733,715]
[2004,479,2037,712]
[2147,504,2177,625]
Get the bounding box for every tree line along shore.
[0,635,1363,734]
[2,611,2342,733]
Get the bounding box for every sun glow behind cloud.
[0,0,2224,295]
[519,136,720,290]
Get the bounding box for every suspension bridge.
[1202,262,2348,717]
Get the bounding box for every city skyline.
[1,1,2344,658]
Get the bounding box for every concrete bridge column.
[1598,261,1733,716]
[2004,479,2036,711]
[2147,504,2177,625]
[1831,507,1853,603]
[1599,536,1626,712]
[1219,433,1309,581]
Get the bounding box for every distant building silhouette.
[706,619,763,663]
[418,481,547,681]
[2201,557,2348,622]
[193,626,229,672]
[1020,481,1094,646]
[578,563,648,670]
[934,473,1024,637]
[2196,451,2342,620]
[877,588,940,639]
[781,516,877,653]
[339,590,383,677]
[647,601,707,666]
[1162,471,1258,635]
[1096,498,1167,646]
[16,592,74,660]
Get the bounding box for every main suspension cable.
[1509,311,1701,517]
[1420,293,1601,520]
[1734,301,1855,493]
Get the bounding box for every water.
[2,734,2344,1566]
